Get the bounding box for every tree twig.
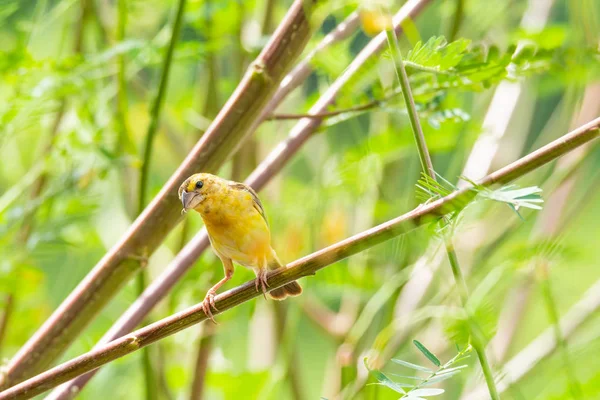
[1,117,599,400]
[0,0,320,387]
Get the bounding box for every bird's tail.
[267,250,302,300]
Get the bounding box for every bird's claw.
[201,291,219,324]
[255,270,270,299]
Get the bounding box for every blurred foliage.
[0,0,600,399]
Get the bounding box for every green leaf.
[471,183,544,215]
[406,36,471,71]
[388,374,425,381]
[369,371,407,394]
[424,369,464,384]
[364,358,406,394]
[409,388,445,397]
[413,340,441,367]
[391,359,433,373]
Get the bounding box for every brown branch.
[1,117,599,400]
[256,11,360,121]
[268,99,383,120]
[45,2,431,398]
[0,0,320,388]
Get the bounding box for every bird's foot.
[255,269,270,298]
[201,290,219,324]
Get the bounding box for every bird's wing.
[228,182,268,226]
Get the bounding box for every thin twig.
[2,117,599,400]
[1,0,320,388]
[268,99,384,120]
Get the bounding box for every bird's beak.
[181,191,203,210]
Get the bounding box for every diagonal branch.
[1,117,598,400]
[0,0,320,388]
[46,1,432,398]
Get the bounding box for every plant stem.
[189,324,215,400]
[385,28,435,178]
[538,262,582,399]
[385,22,499,399]
[0,294,14,358]
[138,0,187,214]
[447,246,499,399]
[137,269,157,400]
[135,0,187,397]
[273,302,304,400]
[401,344,472,398]
[1,0,321,389]
[465,277,600,399]
[2,117,599,400]
[200,0,219,119]
[448,0,464,41]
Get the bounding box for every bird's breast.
[197,194,271,267]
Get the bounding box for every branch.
[268,99,382,120]
[266,61,448,121]
[45,1,432,398]
[1,117,598,400]
[256,11,360,121]
[0,0,319,387]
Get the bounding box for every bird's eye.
[195,181,204,190]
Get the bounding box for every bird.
[179,173,302,321]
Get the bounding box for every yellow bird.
[179,173,302,321]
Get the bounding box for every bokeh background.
[1,0,599,399]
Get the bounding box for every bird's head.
[178,173,223,212]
